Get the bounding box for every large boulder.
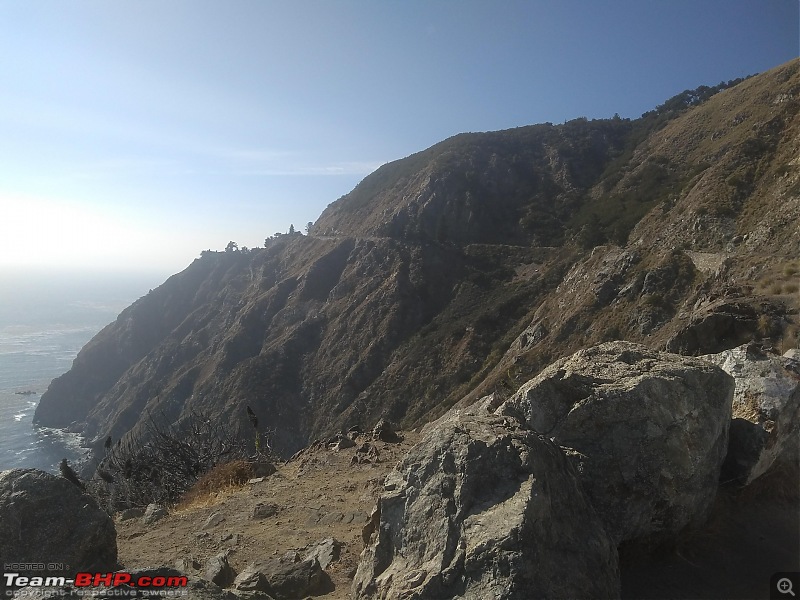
[702,343,800,485]
[233,556,327,600]
[0,469,117,578]
[498,341,734,544]
[352,411,619,600]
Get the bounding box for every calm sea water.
[0,269,167,473]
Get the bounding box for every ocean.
[0,269,168,473]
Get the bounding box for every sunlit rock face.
[498,341,734,544]
[353,410,620,600]
[703,343,800,486]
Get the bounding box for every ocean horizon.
[0,268,169,473]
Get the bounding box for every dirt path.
[116,433,420,599]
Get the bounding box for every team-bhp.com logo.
[4,571,188,596]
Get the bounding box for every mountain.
[34,59,800,460]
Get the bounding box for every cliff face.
[35,60,800,458]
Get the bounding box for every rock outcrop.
[666,298,788,356]
[702,343,800,485]
[352,411,619,599]
[205,552,237,588]
[0,469,117,578]
[497,341,734,544]
[233,556,327,600]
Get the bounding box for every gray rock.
[516,322,548,352]
[233,565,272,594]
[352,412,619,600]
[176,556,203,572]
[304,537,342,570]
[202,511,225,529]
[329,433,356,451]
[351,442,380,465]
[260,558,327,599]
[142,503,168,525]
[233,555,326,600]
[498,341,734,545]
[0,469,117,579]
[319,511,343,525]
[206,552,237,588]
[117,507,145,521]
[784,348,799,360]
[250,461,277,477]
[372,418,401,443]
[702,343,800,485]
[252,502,278,519]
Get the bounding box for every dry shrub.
[780,324,799,354]
[731,393,762,422]
[756,314,775,338]
[177,459,254,510]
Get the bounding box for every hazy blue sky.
[1,1,797,276]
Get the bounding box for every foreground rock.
[498,341,734,544]
[352,412,619,599]
[205,552,237,588]
[702,343,800,485]
[233,556,327,599]
[0,469,117,578]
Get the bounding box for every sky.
[0,0,797,279]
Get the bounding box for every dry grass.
[731,393,762,422]
[175,460,254,511]
[780,324,799,354]
[756,314,776,338]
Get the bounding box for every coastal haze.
[0,2,797,274]
[0,269,167,470]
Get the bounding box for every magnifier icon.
[778,578,796,596]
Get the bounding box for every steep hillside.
[35,59,800,461]
[462,59,800,404]
[313,118,633,246]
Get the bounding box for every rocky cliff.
[35,59,800,460]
